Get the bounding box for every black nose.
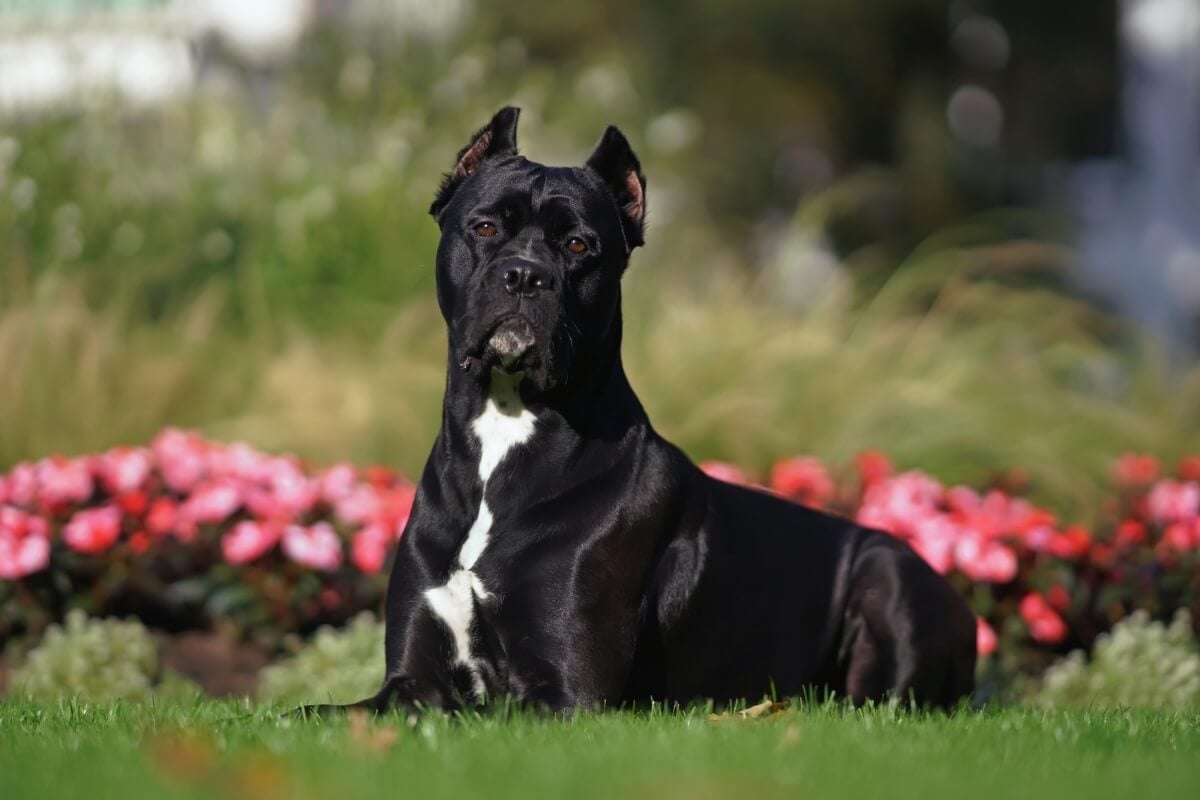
[502,263,553,296]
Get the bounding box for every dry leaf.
[348,709,400,754]
[708,699,790,722]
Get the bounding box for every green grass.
[1,700,1198,800]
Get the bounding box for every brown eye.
[474,221,498,237]
[567,237,588,255]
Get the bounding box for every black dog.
[350,108,975,714]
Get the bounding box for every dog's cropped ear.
[586,125,646,250]
[430,106,521,220]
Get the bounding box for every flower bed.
[2,431,1198,673]
[0,429,413,647]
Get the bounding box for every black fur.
[329,109,976,717]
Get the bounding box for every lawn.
[1,700,1198,800]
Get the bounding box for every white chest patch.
[423,371,536,699]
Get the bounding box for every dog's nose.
[502,263,553,296]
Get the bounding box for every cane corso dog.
[337,108,975,715]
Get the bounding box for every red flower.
[1114,453,1160,487]
[128,531,151,554]
[145,498,179,537]
[1019,592,1067,644]
[117,491,149,517]
[855,450,893,487]
[1046,584,1071,612]
[1047,525,1091,559]
[351,522,392,574]
[221,520,281,565]
[770,456,835,507]
[976,617,997,657]
[1177,456,1200,482]
[1115,519,1146,546]
[62,505,122,554]
[0,506,51,579]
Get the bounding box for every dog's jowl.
[354,107,976,714]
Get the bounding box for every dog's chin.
[481,316,537,374]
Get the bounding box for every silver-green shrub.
[9,610,192,700]
[1035,610,1200,710]
[257,612,385,706]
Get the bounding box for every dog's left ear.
[586,126,646,250]
[430,106,521,220]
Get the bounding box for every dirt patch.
[159,632,270,697]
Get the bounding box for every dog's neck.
[439,334,648,453]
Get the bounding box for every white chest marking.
[423,371,536,698]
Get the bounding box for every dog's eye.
[474,221,499,238]
[567,237,588,255]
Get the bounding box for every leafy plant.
[8,610,196,701]
[257,612,385,706]
[1034,610,1200,710]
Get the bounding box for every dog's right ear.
[429,107,521,220]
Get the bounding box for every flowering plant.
[2,430,1197,674]
[0,429,414,646]
[709,451,1200,673]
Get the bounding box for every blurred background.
[1,0,1198,520]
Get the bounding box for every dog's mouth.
[483,315,536,373]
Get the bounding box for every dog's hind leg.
[841,536,976,710]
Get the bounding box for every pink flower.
[856,471,944,538]
[2,463,37,507]
[180,479,242,525]
[318,463,359,505]
[62,505,122,554]
[206,441,269,483]
[0,506,51,579]
[96,447,152,495]
[955,535,1018,583]
[1147,480,1200,524]
[335,484,384,526]
[1114,453,1160,486]
[152,428,209,493]
[976,617,997,657]
[282,522,343,571]
[1161,521,1199,554]
[770,456,835,507]
[264,457,316,515]
[908,514,958,573]
[1019,592,1067,644]
[699,461,752,486]
[221,520,281,565]
[351,522,392,574]
[35,456,94,508]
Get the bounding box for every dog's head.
[430,107,645,395]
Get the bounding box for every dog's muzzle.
[487,316,536,371]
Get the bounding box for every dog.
[340,108,975,715]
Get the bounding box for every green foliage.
[1035,611,1200,711]
[257,612,385,706]
[0,24,1192,520]
[9,610,196,701]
